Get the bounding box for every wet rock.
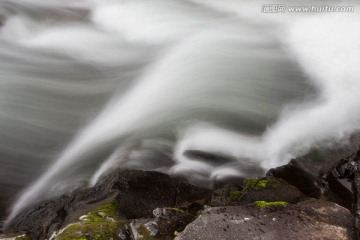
[267,147,360,210]
[211,177,307,207]
[176,200,355,240]
[129,207,195,240]
[319,149,360,210]
[5,170,211,240]
[211,184,240,207]
[297,199,353,228]
[266,159,322,198]
[288,134,360,178]
[266,135,360,201]
[112,170,178,219]
[152,207,195,233]
[112,171,211,219]
[175,182,212,213]
[5,195,72,239]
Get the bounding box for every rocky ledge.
[2,148,360,240]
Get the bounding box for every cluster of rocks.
[1,147,360,240]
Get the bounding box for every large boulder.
[176,199,355,240]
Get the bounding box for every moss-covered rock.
[55,201,129,240]
[237,177,307,205]
[211,177,306,207]
[227,178,281,201]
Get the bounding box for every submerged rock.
[176,200,355,240]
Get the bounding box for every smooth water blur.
[0,0,359,225]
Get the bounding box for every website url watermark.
[261,4,354,13]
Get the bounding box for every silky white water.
[0,0,359,225]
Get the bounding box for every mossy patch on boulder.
[227,178,281,202]
[228,191,242,202]
[55,201,129,240]
[243,178,281,191]
[255,201,287,208]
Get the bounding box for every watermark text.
[261,4,354,13]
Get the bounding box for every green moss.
[56,200,129,240]
[229,191,242,201]
[137,225,156,240]
[85,201,118,221]
[255,201,287,208]
[242,179,259,190]
[256,180,267,188]
[243,178,281,191]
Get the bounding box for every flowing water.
[0,0,359,225]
